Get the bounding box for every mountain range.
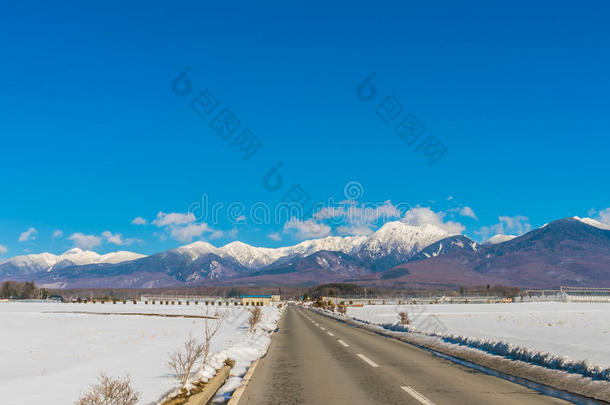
[1,217,609,289]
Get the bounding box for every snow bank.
[347,302,610,370]
[378,322,610,381]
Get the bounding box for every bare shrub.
[337,305,347,315]
[248,306,263,332]
[76,373,139,405]
[398,311,411,325]
[168,334,205,389]
[203,307,225,366]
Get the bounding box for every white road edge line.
[327,331,335,336]
[357,353,379,368]
[337,339,349,347]
[401,386,436,405]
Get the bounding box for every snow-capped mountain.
[483,234,517,244]
[163,222,441,272]
[168,235,369,269]
[277,235,367,258]
[172,241,216,260]
[0,221,453,282]
[359,222,451,257]
[409,235,478,261]
[214,241,282,268]
[4,217,609,289]
[95,251,148,264]
[355,222,451,270]
[573,216,610,231]
[0,248,146,276]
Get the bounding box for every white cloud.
[131,217,147,225]
[153,232,168,242]
[101,231,139,246]
[283,218,331,239]
[152,212,195,227]
[267,232,282,241]
[313,201,402,225]
[52,230,63,239]
[476,215,531,239]
[313,206,346,221]
[228,229,238,238]
[151,211,223,243]
[209,230,225,239]
[0,244,7,255]
[309,200,404,239]
[282,201,465,239]
[18,227,38,242]
[170,223,212,243]
[401,207,465,234]
[347,201,402,224]
[596,208,610,226]
[459,206,478,220]
[68,233,102,250]
[336,224,375,236]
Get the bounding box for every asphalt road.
[239,305,575,405]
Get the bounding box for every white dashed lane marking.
[357,353,379,368]
[337,339,349,347]
[401,386,436,405]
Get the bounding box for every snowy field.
[346,302,610,369]
[0,301,281,404]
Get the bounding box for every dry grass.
[248,307,263,332]
[75,373,139,405]
[398,311,411,325]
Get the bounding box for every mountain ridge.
[1,218,609,288]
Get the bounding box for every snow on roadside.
[210,308,282,403]
[159,305,283,403]
[345,302,610,380]
[0,301,282,404]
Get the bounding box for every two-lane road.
[240,305,575,405]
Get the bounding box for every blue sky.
[1,0,609,257]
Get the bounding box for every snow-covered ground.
[347,302,610,369]
[0,301,281,404]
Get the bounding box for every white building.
[561,287,610,303]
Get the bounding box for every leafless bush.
[203,307,225,366]
[248,306,263,332]
[168,334,205,388]
[75,373,139,405]
[398,311,411,325]
[337,305,347,315]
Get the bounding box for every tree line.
[0,281,49,299]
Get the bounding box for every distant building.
[241,295,279,306]
[561,287,610,303]
[440,296,509,304]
